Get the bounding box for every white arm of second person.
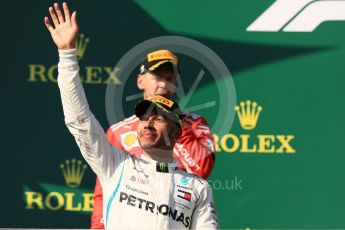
[57,49,123,182]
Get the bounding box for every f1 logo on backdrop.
[247,0,345,32]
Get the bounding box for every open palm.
[44,2,78,50]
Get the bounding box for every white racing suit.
[57,49,219,229]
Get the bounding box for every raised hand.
[44,2,78,50]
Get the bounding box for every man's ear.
[137,74,145,90]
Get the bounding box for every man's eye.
[155,116,165,122]
[140,115,149,121]
[151,75,159,81]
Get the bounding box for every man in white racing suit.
[45,2,219,229]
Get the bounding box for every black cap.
[134,95,182,127]
[139,49,180,74]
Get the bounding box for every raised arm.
[44,2,78,50]
[44,3,124,182]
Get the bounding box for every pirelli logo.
[147,50,177,63]
[148,95,174,108]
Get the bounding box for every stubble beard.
[139,138,173,156]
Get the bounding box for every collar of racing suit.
[139,154,179,173]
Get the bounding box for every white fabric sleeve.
[57,49,124,182]
[191,185,220,229]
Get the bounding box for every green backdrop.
[2,0,345,228]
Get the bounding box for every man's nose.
[143,117,155,129]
